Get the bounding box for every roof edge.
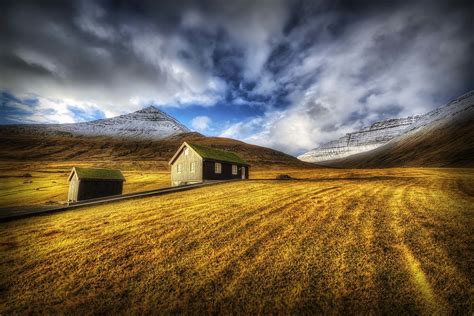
[69,166,126,181]
[169,142,249,166]
[67,167,77,182]
[202,158,250,166]
[187,142,249,165]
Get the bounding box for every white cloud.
[5,93,101,124]
[1,1,229,122]
[191,116,212,133]
[221,4,472,155]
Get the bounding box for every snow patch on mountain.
[6,106,191,140]
[298,91,474,163]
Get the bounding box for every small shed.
[169,142,250,186]
[67,167,125,202]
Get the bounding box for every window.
[232,165,238,175]
[190,162,195,173]
[214,162,222,174]
[177,163,182,173]
[184,147,189,156]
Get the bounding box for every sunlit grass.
[0,168,472,313]
[0,161,170,208]
[1,160,462,209]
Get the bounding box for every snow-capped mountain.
[298,91,474,163]
[7,106,191,140]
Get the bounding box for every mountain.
[1,106,190,140]
[297,116,419,162]
[320,100,474,168]
[298,91,474,164]
[0,107,315,169]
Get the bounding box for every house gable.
[170,143,203,185]
[169,142,202,165]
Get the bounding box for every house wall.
[171,147,203,186]
[76,180,123,201]
[202,160,249,180]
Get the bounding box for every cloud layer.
[0,0,472,154]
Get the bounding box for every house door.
[241,167,245,179]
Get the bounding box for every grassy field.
[0,160,443,209]
[0,161,170,208]
[0,160,320,209]
[0,168,472,314]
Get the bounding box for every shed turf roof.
[72,167,125,181]
[187,143,248,165]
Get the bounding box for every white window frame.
[214,162,222,174]
[184,147,189,156]
[190,162,195,173]
[177,163,182,174]
[232,165,238,175]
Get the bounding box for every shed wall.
[76,180,123,201]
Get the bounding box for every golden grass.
[0,168,473,314]
[0,159,451,209]
[0,161,170,208]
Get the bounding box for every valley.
[0,92,472,314]
[1,1,472,314]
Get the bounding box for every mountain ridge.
[320,99,474,168]
[298,91,474,163]
[1,105,191,140]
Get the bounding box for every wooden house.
[169,142,249,186]
[67,167,125,202]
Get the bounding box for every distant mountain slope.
[0,131,315,169]
[0,105,316,169]
[298,91,474,163]
[1,106,190,140]
[321,95,474,168]
[298,116,419,162]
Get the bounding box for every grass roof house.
[67,167,125,203]
[169,142,249,186]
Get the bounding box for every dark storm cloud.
[0,0,472,153]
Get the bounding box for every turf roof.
[187,143,248,165]
[73,167,125,181]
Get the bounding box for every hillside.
[0,104,315,169]
[322,96,474,168]
[0,130,314,169]
[299,91,474,164]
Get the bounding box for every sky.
[0,0,472,155]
